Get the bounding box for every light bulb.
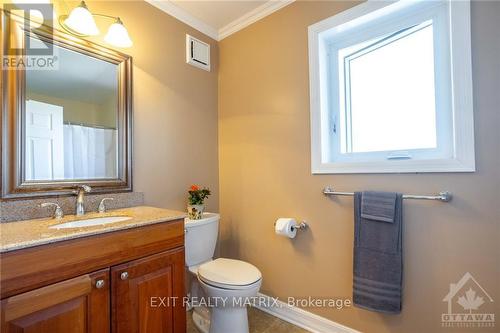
[104,18,133,48]
[64,1,99,36]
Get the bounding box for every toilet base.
[192,310,210,333]
[191,303,251,333]
[209,306,249,333]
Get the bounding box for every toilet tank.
[184,213,220,267]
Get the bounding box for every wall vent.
[186,34,210,72]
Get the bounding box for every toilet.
[185,213,262,333]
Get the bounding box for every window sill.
[312,157,476,174]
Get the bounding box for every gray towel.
[353,191,403,314]
[361,191,397,223]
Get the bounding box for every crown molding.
[145,0,295,41]
[144,0,219,40]
[218,0,295,40]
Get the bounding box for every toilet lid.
[198,258,262,288]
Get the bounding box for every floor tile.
[248,307,279,332]
[263,320,311,333]
[187,306,310,333]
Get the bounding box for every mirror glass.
[24,37,119,181]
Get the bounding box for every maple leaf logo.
[457,288,485,313]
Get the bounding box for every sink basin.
[49,216,132,229]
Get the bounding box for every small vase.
[187,204,204,220]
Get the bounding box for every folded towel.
[353,191,403,314]
[361,191,397,223]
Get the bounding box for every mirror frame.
[1,10,133,199]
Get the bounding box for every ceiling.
[27,38,117,104]
[171,1,266,30]
[146,0,294,40]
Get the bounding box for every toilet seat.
[198,258,262,290]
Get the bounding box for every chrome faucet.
[40,202,64,219]
[74,185,91,216]
[98,198,114,213]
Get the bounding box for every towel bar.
[323,187,452,202]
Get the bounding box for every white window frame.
[308,0,475,174]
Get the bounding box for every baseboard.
[254,292,361,333]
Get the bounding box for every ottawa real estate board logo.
[442,272,495,328]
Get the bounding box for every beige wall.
[51,1,220,211]
[26,91,117,128]
[218,1,500,332]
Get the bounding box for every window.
[341,22,437,154]
[308,0,475,173]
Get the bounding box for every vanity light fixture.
[62,1,99,36]
[104,18,133,48]
[59,1,133,48]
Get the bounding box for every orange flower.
[190,185,199,191]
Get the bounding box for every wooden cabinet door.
[111,247,185,333]
[0,269,110,333]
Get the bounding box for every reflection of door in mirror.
[25,38,119,181]
[25,100,64,181]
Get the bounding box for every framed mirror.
[1,10,132,199]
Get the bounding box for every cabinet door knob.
[120,271,129,280]
[95,279,105,289]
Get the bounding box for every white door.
[25,100,64,180]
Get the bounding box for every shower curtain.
[63,124,117,179]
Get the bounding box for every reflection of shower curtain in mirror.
[63,125,117,179]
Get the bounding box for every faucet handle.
[72,185,92,195]
[98,198,114,213]
[79,185,92,192]
[40,203,64,219]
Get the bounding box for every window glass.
[340,23,437,153]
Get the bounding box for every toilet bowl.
[197,258,262,333]
[185,214,262,333]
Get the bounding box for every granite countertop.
[0,206,186,253]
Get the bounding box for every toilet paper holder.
[274,220,308,231]
[291,221,308,231]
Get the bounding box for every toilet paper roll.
[275,218,297,239]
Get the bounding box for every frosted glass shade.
[104,21,133,48]
[64,3,99,36]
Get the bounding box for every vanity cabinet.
[112,249,185,333]
[1,269,110,333]
[0,218,186,333]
